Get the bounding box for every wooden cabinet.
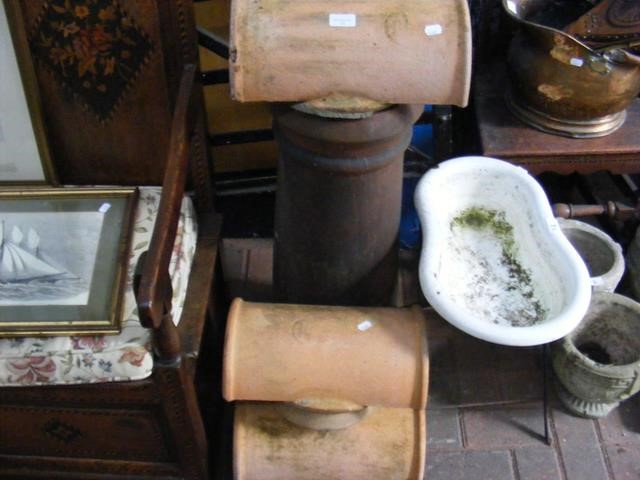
[16,0,200,185]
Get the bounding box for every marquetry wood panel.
[17,0,200,185]
[0,404,171,462]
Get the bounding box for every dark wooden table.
[474,67,640,175]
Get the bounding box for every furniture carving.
[15,0,207,186]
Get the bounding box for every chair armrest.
[134,64,201,361]
[177,211,223,376]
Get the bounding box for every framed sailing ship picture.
[0,0,56,184]
[0,188,137,336]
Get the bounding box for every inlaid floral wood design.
[29,0,154,121]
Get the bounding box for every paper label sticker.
[570,57,584,67]
[357,320,373,332]
[98,203,111,213]
[329,13,357,28]
[507,0,517,13]
[424,24,443,37]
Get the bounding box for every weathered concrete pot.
[558,219,625,293]
[234,403,426,480]
[503,0,640,138]
[415,156,591,346]
[230,0,472,106]
[625,227,640,302]
[552,292,640,418]
[223,299,429,409]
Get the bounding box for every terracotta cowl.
[230,0,472,107]
[234,403,426,480]
[223,299,429,410]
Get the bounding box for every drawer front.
[0,404,171,462]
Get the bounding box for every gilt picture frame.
[0,188,137,336]
[0,0,56,184]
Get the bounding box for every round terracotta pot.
[223,299,429,409]
[552,292,640,418]
[558,219,625,293]
[233,403,426,480]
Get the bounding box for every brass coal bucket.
[503,0,640,138]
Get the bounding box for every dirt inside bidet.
[449,207,547,327]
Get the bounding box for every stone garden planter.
[552,292,640,418]
[558,219,625,293]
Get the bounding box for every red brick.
[552,406,609,480]
[426,450,515,480]
[428,408,463,449]
[514,447,562,480]
[605,444,640,480]
[495,345,540,371]
[429,370,462,408]
[598,395,640,446]
[427,336,455,373]
[463,406,547,449]
[499,369,544,403]
[453,336,499,372]
[457,369,502,405]
[424,308,460,338]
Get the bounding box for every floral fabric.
[0,188,197,386]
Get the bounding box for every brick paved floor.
[221,239,640,480]
[424,310,640,480]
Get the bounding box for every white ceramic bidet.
[415,156,591,346]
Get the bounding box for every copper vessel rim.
[505,90,627,138]
[502,0,602,54]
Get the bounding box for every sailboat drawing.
[0,213,101,307]
[0,220,68,283]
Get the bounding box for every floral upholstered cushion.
[0,188,197,386]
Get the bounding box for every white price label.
[357,320,373,332]
[329,13,357,28]
[425,24,443,37]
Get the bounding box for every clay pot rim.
[557,218,625,288]
[561,292,640,371]
[279,402,371,430]
[272,103,424,145]
[291,398,367,414]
